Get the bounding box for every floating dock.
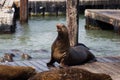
[0,56,120,80]
[0,0,15,33]
[85,9,120,33]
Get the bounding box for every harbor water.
[0,15,120,61]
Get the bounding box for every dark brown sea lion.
[47,23,96,67]
[0,65,36,80]
[29,67,112,80]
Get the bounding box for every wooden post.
[42,7,45,17]
[20,0,28,23]
[66,0,79,46]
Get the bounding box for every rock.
[29,67,112,80]
[0,65,36,80]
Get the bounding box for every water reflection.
[79,29,120,57]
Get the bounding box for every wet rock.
[21,53,32,60]
[29,67,112,80]
[0,65,36,80]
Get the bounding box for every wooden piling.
[42,7,45,17]
[20,0,28,23]
[66,0,79,46]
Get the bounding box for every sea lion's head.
[56,24,69,39]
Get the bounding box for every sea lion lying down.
[47,24,96,67]
[0,65,36,80]
[29,67,112,80]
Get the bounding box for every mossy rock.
[29,67,112,80]
[0,65,36,80]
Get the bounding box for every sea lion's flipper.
[86,51,97,63]
[59,58,68,68]
[47,58,56,68]
[87,58,97,63]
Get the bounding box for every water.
[0,16,120,61]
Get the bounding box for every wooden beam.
[66,0,79,46]
[20,0,28,23]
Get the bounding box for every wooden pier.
[0,56,120,80]
[14,0,120,5]
[0,0,15,33]
[13,0,120,16]
[85,9,120,32]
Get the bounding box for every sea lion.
[28,67,112,80]
[4,53,14,62]
[47,23,96,67]
[21,53,32,60]
[0,65,36,80]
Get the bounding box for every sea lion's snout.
[56,24,62,31]
[56,24,65,32]
[56,24,64,28]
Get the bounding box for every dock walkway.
[0,56,120,80]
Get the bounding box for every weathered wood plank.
[98,63,120,75]
[111,57,120,62]
[29,61,44,72]
[107,63,120,73]
[113,63,120,69]
[22,61,36,67]
[6,62,18,66]
[78,62,120,79]
[14,61,27,66]
[0,0,6,6]
[23,61,41,71]
[0,57,120,80]
[36,59,47,67]
[85,9,120,27]
[79,62,102,72]
[8,0,13,8]
[1,0,13,8]
[31,61,48,71]
[0,14,15,33]
[97,57,107,62]
[35,60,49,70]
